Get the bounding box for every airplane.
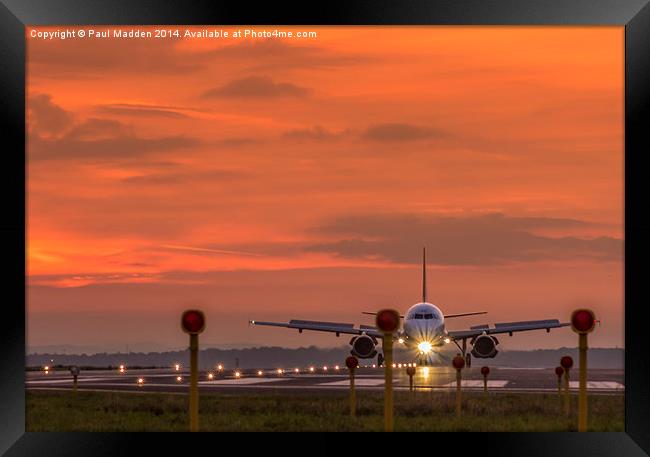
[250,248,570,367]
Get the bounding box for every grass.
[26,389,624,432]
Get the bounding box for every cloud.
[362,123,446,142]
[304,213,622,265]
[207,40,373,71]
[121,169,248,185]
[28,38,212,78]
[282,125,350,142]
[96,103,192,119]
[28,94,74,137]
[29,117,200,161]
[203,76,310,98]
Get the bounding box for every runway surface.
[27,366,624,395]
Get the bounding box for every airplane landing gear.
[378,353,384,367]
[465,352,472,367]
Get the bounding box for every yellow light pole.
[70,366,79,394]
[406,366,416,394]
[480,366,490,396]
[555,366,564,396]
[346,356,358,417]
[452,354,465,418]
[560,356,573,419]
[181,309,206,432]
[376,309,400,432]
[571,308,597,432]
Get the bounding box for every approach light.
[309,366,315,372]
[392,363,397,368]
[217,364,223,371]
[137,378,144,385]
[176,376,183,382]
[418,341,433,354]
[372,364,376,368]
[277,369,283,374]
[258,370,263,376]
[423,367,430,375]
[235,371,241,378]
[323,366,328,371]
[294,368,299,373]
[208,372,214,380]
[334,365,340,371]
[174,364,181,371]
[398,363,402,368]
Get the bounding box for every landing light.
[398,338,404,344]
[444,338,451,344]
[418,341,433,354]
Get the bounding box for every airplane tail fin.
[422,246,427,303]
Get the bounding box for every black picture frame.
[1,0,649,454]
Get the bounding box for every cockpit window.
[424,313,434,319]
[414,313,424,319]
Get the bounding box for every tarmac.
[26,366,624,395]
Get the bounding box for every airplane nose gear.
[378,353,384,367]
[465,353,472,367]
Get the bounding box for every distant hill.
[27,346,623,370]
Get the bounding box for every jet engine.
[349,334,378,359]
[470,334,499,358]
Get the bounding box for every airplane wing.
[447,319,569,340]
[249,319,384,338]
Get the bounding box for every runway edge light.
[345,356,359,417]
[480,366,490,394]
[560,355,574,419]
[452,354,465,418]
[571,309,596,432]
[406,365,416,393]
[376,309,399,432]
[180,309,206,432]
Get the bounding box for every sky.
[26,26,624,353]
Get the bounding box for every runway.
[26,366,624,395]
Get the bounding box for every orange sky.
[26,26,624,352]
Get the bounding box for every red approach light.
[345,356,359,370]
[480,366,490,376]
[571,309,596,334]
[555,366,565,377]
[181,309,205,334]
[375,309,400,333]
[406,366,416,376]
[452,355,465,370]
[560,356,573,370]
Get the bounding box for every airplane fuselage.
[401,302,447,353]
